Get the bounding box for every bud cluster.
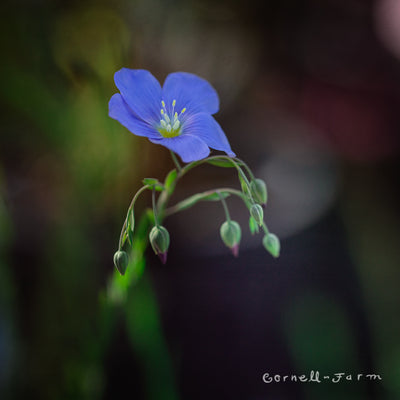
[113,156,280,274]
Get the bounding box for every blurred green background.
[1,0,400,399]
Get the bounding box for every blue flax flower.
[109,69,236,162]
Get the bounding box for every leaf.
[202,192,229,201]
[249,216,259,235]
[129,208,135,232]
[164,169,177,194]
[174,191,230,212]
[118,185,150,250]
[143,178,164,191]
[207,158,239,168]
[127,230,134,246]
[239,173,250,196]
[143,178,159,186]
[121,230,128,247]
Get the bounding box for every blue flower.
[109,69,236,162]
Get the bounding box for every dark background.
[1,0,400,399]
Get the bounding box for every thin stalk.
[164,188,248,218]
[157,155,254,226]
[216,191,231,222]
[262,222,270,235]
[234,157,255,181]
[119,184,150,249]
[170,150,182,172]
[179,155,236,176]
[180,155,254,201]
[152,187,160,226]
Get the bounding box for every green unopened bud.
[262,233,280,258]
[149,225,170,264]
[250,179,267,206]
[113,250,129,275]
[250,204,264,226]
[220,220,241,257]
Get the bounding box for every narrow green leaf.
[202,192,229,201]
[239,173,250,196]
[127,231,133,246]
[164,169,177,194]
[174,191,230,212]
[249,216,259,235]
[121,230,128,247]
[129,208,135,232]
[207,159,237,168]
[143,178,159,186]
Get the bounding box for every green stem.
[262,222,270,235]
[234,157,255,181]
[164,188,248,218]
[170,150,182,173]
[119,185,150,249]
[179,155,236,176]
[180,155,254,201]
[217,191,231,222]
[152,187,160,227]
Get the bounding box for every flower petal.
[114,68,162,123]
[149,135,210,163]
[109,93,161,139]
[162,72,219,115]
[182,113,236,157]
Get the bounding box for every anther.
[172,120,180,130]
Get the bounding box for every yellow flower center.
[158,99,186,138]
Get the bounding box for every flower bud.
[250,179,267,206]
[113,250,129,275]
[149,225,170,264]
[220,220,241,257]
[262,233,280,258]
[250,204,264,226]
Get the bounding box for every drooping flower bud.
[220,220,241,257]
[250,179,267,206]
[262,233,280,258]
[149,225,170,264]
[113,250,129,275]
[250,204,264,226]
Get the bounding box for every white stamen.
[172,120,180,131]
[159,100,186,137]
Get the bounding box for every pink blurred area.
[376,0,400,60]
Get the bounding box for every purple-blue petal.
[114,68,162,124]
[109,93,161,139]
[181,113,236,157]
[162,72,219,115]
[149,135,210,163]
